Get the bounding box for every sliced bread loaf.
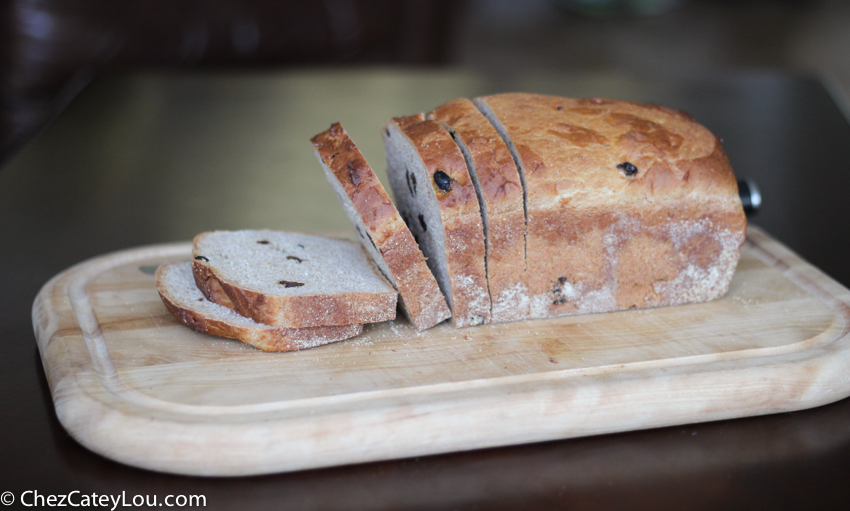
[156,262,363,351]
[382,114,490,327]
[474,93,746,318]
[428,98,530,323]
[192,230,397,328]
[311,122,451,330]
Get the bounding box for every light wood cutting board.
[32,227,850,476]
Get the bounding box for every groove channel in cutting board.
[81,241,833,406]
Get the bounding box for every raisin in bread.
[311,122,451,330]
[428,98,530,323]
[382,114,490,328]
[156,262,363,351]
[192,230,397,328]
[473,93,746,318]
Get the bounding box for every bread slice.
[192,230,397,328]
[428,98,530,323]
[382,114,490,327]
[156,262,363,351]
[311,122,451,330]
[474,93,747,318]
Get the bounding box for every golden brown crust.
[429,99,524,206]
[477,93,746,317]
[391,116,491,327]
[429,98,529,322]
[192,258,235,310]
[399,118,481,215]
[482,94,740,207]
[392,113,425,132]
[311,123,402,245]
[156,264,363,352]
[378,228,451,330]
[311,122,451,330]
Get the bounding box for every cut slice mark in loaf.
[472,97,529,273]
[470,93,747,320]
[382,116,491,327]
[318,150,396,287]
[383,119,454,313]
[436,120,494,319]
[311,122,450,330]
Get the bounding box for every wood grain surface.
[32,227,850,476]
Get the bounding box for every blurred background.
[2,0,848,165]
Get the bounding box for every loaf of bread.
[382,114,491,327]
[311,122,451,330]
[156,262,363,351]
[192,230,398,328]
[428,98,530,323]
[165,92,745,348]
[473,93,746,318]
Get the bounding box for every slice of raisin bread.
[382,114,490,328]
[192,230,397,328]
[474,93,746,318]
[311,122,451,330]
[156,262,363,351]
[428,98,530,323]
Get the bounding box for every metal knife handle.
[738,179,761,215]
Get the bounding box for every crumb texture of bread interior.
[429,98,531,323]
[475,93,747,318]
[383,115,491,328]
[192,230,397,328]
[156,262,363,351]
[311,122,451,331]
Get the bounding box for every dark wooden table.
[2,69,850,510]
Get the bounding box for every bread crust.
[311,122,451,330]
[429,98,529,323]
[192,231,398,328]
[157,263,363,352]
[477,93,746,317]
[385,115,491,327]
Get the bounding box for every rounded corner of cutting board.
[51,384,293,477]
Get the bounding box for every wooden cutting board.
[33,227,850,476]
